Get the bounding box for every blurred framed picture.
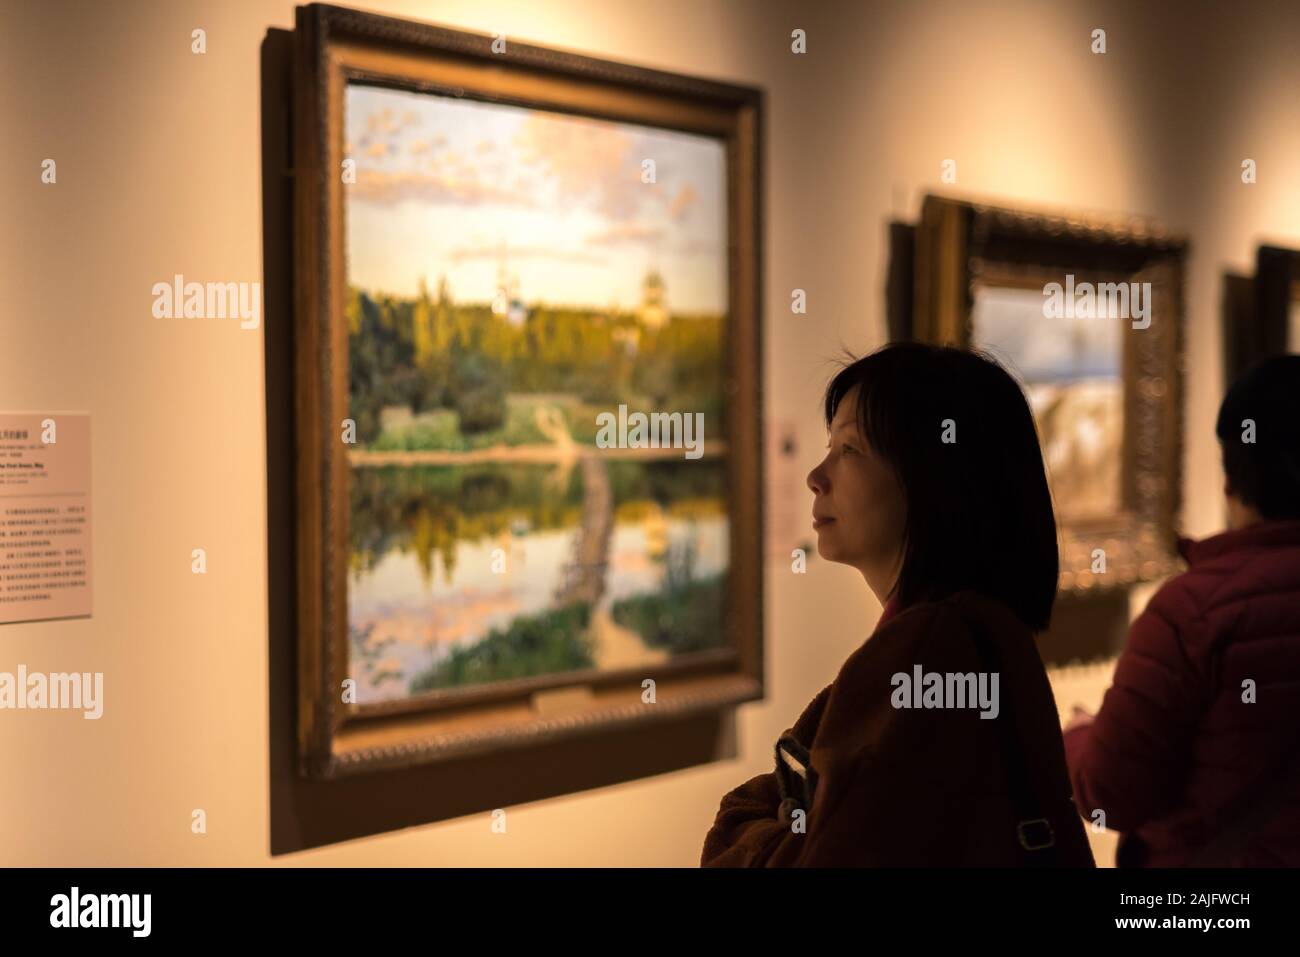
[910,195,1187,593]
[291,3,763,777]
[1223,245,1300,382]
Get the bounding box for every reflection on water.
[347,461,728,703]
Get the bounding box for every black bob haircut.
[823,342,1059,632]
[1215,354,1300,520]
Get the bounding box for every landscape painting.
[970,284,1123,522]
[342,82,730,706]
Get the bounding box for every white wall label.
[0,413,92,624]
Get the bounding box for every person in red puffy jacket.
[1064,355,1300,866]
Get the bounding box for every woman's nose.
[807,460,827,495]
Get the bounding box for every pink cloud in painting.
[344,83,727,313]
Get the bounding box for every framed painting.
[291,4,763,778]
[1223,244,1300,382]
[910,195,1187,594]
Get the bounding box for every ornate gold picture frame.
[910,195,1187,594]
[290,3,764,778]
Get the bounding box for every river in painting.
[348,457,728,704]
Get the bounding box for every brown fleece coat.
[701,591,1095,866]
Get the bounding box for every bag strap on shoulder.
[963,613,1061,866]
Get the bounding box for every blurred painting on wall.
[342,84,730,705]
[1223,245,1300,381]
[906,194,1186,595]
[971,286,1123,522]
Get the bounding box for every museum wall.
[1,0,1296,865]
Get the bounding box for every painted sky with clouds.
[972,286,1121,382]
[344,83,727,314]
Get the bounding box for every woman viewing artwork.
[702,342,1096,867]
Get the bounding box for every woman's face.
[806,385,908,598]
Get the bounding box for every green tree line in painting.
[346,279,725,447]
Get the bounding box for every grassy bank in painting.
[409,601,595,693]
[610,539,725,655]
